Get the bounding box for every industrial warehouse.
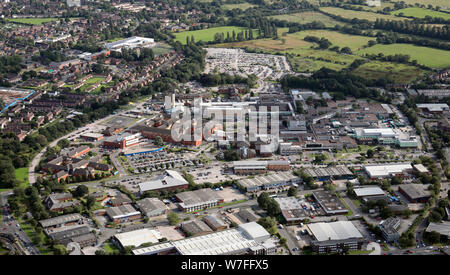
[312,190,348,215]
[175,188,223,212]
[131,222,278,255]
[237,171,301,193]
[307,221,365,253]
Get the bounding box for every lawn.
[268,11,342,28]
[348,250,372,255]
[173,26,258,44]
[105,37,125,43]
[7,17,60,25]
[15,168,29,188]
[392,7,450,20]
[391,0,450,10]
[222,2,255,10]
[352,61,427,84]
[320,7,411,21]
[287,30,374,51]
[152,44,173,56]
[358,43,450,68]
[102,241,120,253]
[85,76,106,85]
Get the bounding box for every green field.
[358,44,450,68]
[173,26,257,44]
[393,7,450,20]
[391,0,450,10]
[152,44,173,56]
[222,2,255,10]
[352,61,427,84]
[288,30,374,51]
[105,37,125,43]
[268,12,342,28]
[7,17,59,25]
[15,168,29,188]
[320,7,411,21]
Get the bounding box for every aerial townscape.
[0,0,449,258]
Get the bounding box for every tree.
[425,231,440,244]
[86,195,96,209]
[168,212,180,225]
[390,176,402,185]
[366,149,374,158]
[53,244,68,255]
[74,185,89,197]
[257,217,277,235]
[257,192,270,209]
[287,186,298,197]
[57,138,70,149]
[381,206,393,219]
[154,136,163,146]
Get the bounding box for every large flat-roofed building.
[233,161,268,175]
[203,214,227,231]
[237,208,260,223]
[106,204,142,223]
[136,198,168,217]
[104,36,155,52]
[175,188,223,212]
[46,225,91,245]
[237,171,301,193]
[113,228,163,249]
[102,133,141,149]
[379,217,400,243]
[181,219,214,236]
[138,170,189,194]
[275,197,313,223]
[353,129,418,148]
[132,222,277,255]
[364,163,413,179]
[398,184,431,203]
[312,190,348,215]
[426,222,450,239]
[39,213,83,229]
[304,166,353,180]
[279,142,302,155]
[233,160,290,175]
[308,221,365,253]
[416,103,449,113]
[80,133,104,142]
[353,186,385,198]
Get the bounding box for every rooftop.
[307,221,363,242]
[39,213,82,228]
[114,228,162,248]
[364,163,412,178]
[353,186,385,197]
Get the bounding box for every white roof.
[139,170,188,193]
[413,164,429,173]
[361,128,395,137]
[114,228,162,248]
[353,186,385,197]
[364,163,412,178]
[307,221,363,242]
[237,222,270,242]
[132,222,271,255]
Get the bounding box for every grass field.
[393,7,450,20]
[320,7,411,21]
[15,168,29,188]
[152,44,173,56]
[7,17,59,25]
[105,37,125,43]
[358,43,450,68]
[173,26,258,44]
[352,61,427,83]
[287,30,374,51]
[268,11,341,27]
[222,2,255,10]
[391,0,450,10]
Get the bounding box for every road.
[0,192,40,255]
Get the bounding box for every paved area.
[367,242,381,255]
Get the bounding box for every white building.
[132,222,277,255]
[113,228,162,248]
[104,36,155,52]
[364,163,413,179]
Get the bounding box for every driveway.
[367,242,381,255]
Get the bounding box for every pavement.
[367,242,381,255]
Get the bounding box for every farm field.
[347,3,396,12]
[392,7,450,20]
[320,7,410,21]
[222,2,255,10]
[267,11,341,27]
[391,0,450,10]
[7,17,60,25]
[287,30,374,51]
[352,61,427,84]
[358,43,450,68]
[173,26,257,44]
